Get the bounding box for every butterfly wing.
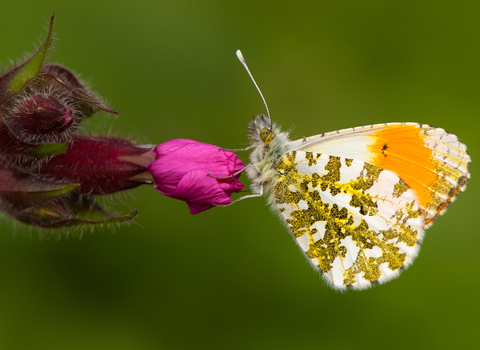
[286,123,470,227]
[273,151,425,290]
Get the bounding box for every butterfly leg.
[207,164,252,179]
[212,184,263,207]
[220,144,257,152]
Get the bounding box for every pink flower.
[148,139,245,214]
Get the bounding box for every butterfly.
[236,51,471,290]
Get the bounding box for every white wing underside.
[286,123,402,159]
[273,152,424,290]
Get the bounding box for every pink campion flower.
[148,139,245,214]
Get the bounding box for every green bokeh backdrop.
[1,1,479,349]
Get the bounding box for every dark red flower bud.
[9,93,74,140]
[0,15,144,229]
[39,135,153,194]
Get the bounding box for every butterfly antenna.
[236,50,272,129]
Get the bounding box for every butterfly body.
[246,114,470,290]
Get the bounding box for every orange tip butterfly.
[235,50,470,290]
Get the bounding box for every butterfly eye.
[260,127,271,142]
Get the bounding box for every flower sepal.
[0,15,55,105]
[0,194,138,229]
[0,163,79,210]
[36,64,118,117]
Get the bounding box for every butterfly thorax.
[246,115,291,194]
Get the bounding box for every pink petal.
[153,140,238,178]
[153,169,234,214]
[186,202,213,215]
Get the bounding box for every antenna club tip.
[235,50,271,122]
[236,50,244,61]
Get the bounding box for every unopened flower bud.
[39,135,153,194]
[9,93,73,141]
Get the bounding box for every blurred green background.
[1,1,479,349]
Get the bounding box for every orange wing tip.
[367,124,470,228]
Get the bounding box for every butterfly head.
[248,114,274,148]
[260,126,274,145]
[247,114,290,163]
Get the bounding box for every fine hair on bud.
[6,88,81,144]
